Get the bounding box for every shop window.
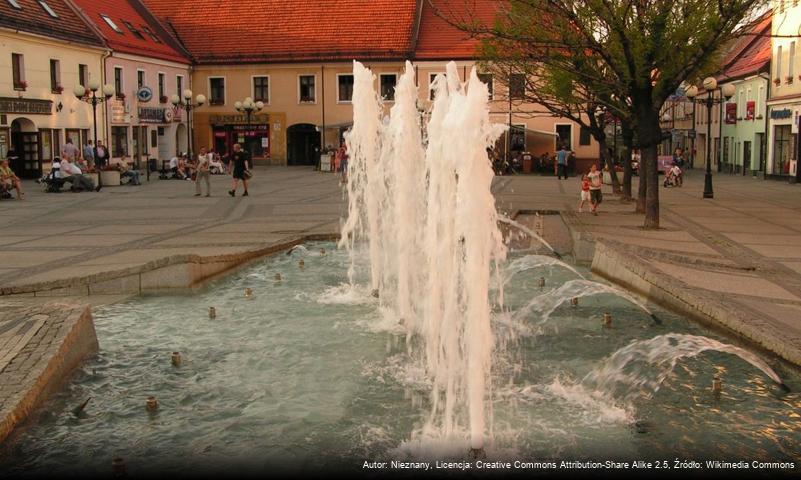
[338,74,354,102]
[177,75,183,97]
[253,76,269,103]
[12,53,24,90]
[509,74,526,100]
[478,73,493,100]
[111,126,128,157]
[209,77,225,105]
[380,74,397,102]
[299,75,315,103]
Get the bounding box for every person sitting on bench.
[61,157,101,192]
[0,159,24,200]
[117,155,141,185]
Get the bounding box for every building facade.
[144,0,599,166]
[0,0,106,178]
[71,0,192,169]
[766,0,801,179]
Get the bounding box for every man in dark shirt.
[228,143,251,197]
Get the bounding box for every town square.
[0,0,800,478]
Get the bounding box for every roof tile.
[0,0,104,47]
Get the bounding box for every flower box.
[14,80,27,91]
[53,85,64,94]
[117,93,126,101]
[774,78,781,85]
[786,76,794,84]
[160,95,169,104]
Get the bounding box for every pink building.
[71,0,192,169]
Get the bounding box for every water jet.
[274,273,282,282]
[602,313,612,328]
[570,297,578,307]
[538,277,546,290]
[712,376,722,395]
[299,259,305,269]
[244,288,252,298]
[146,396,158,412]
[208,307,216,319]
[171,352,182,367]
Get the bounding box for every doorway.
[555,124,572,151]
[10,118,40,178]
[287,124,320,166]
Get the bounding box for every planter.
[84,172,99,187]
[100,170,121,186]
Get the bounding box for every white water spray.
[341,61,506,450]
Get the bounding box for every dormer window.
[101,14,123,34]
[123,21,145,40]
[141,25,162,43]
[38,1,58,17]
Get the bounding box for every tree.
[433,0,767,229]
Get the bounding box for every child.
[578,174,590,212]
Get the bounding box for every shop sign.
[209,114,269,125]
[261,137,269,148]
[137,86,153,103]
[232,124,268,132]
[138,107,169,123]
[725,103,737,124]
[111,102,126,123]
[0,97,52,115]
[745,101,755,120]
[771,108,793,120]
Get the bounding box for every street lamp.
[685,85,698,170]
[171,89,206,163]
[235,97,264,157]
[74,80,115,186]
[686,78,735,199]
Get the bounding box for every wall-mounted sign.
[725,103,737,124]
[0,97,52,115]
[209,114,269,125]
[138,107,170,123]
[771,108,793,120]
[137,86,153,103]
[164,109,174,122]
[111,102,126,124]
[745,101,755,120]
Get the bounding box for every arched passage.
[10,117,40,178]
[176,123,187,156]
[286,123,320,166]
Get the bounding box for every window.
[141,25,161,43]
[738,89,744,118]
[380,74,397,101]
[510,124,526,151]
[78,64,88,89]
[790,41,796,80]
[111,126,128,157]
[757,85,765,114]
[509,73,526,100]
[253,76,269,103]
[338,74,354,102]
[209,77,225,105]
[299,75,315,103]
[478,73,493,100]
[101,14,123,34]
[114,67,124,99]
[137,70,145,89]
[50,59,60,92]
[7,0,21,9]
[158,73,165,98]
[777,45,783,80]
[11,53,24,89]
[38,1,58,17]
[123,21,145,40]
[555,124,572,150]
[177,75,183,97]
[579,126,591,146]
[429,73,442,100]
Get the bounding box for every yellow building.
[0,0,107,178]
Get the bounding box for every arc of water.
[512,279,654,325]
[497,215,561,259]
[582,334,785,403]
[501,255,586,288]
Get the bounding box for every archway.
[10,117,40,178]
[287,124,320,166]
[176,123,187,156]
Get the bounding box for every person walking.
[195,147,211,197]
[555,145,569,180]
[587,163,603,215]
[61,137,79,163]
[578,174,590,213]
[228,143,250,197]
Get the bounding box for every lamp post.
[171,90,206,163]
[686,78,735,199]
[73,80,115,186]
[235,97,264,157]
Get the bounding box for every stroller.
[40,158,67,193]
[663,165,683,188]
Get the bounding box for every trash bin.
[522,153,533,174]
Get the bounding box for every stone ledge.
[0,233,339,297]
[0,303,98,443]
[592,241,801,367]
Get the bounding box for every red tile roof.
[415,0,500,60]
[70,0,190,64]
[718,13,772,81]
[0,0,104,47]
[141,0,418,64]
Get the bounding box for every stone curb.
[0,233,339,297]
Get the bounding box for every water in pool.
[0,243,799,476]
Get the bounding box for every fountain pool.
[1,243,799,476]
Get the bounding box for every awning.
[319,121,354,130]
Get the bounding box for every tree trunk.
[605,149,622,194]
[621,122,633,200]
[636,156,647,213]
[597,136,621,195]
[636,110,662,229]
